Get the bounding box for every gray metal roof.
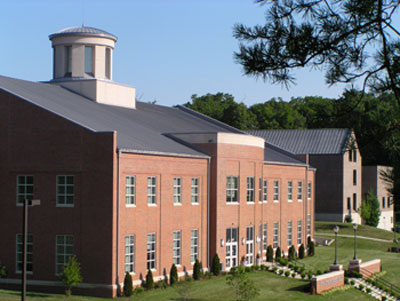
[264,142,309,166]
[248,129,351,155]
[0,75,238,157]
[49,26,117,41]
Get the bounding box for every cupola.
[48,26,135,109]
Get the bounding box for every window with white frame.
[191,178,199,204]
[147,233,156,270]
[191,229,199,263]
[56,175,74,206]
[125,235,135,273]
[273,180,279,201]
[56,235,74,274]
[307,182,312,199]
[17,175,34,205]
[297,220,302,245]
[247,177,255,203]
[16,234,33,273]
[263,180,268,202]
[288,221,293,247]
[307,215,311,236]
[273,222,279,248]
[246,226,254,265]
[125,176,135,205]
[259,178,262,202]
[262,223,268,250]
[226,176,238,203]
[147,177,156,205]
[288,181,293,201]
[173,231,181,265]
[297,181,303,201]
[173,178,182,204]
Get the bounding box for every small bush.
[309,241,315,256]
[301,272,306,279]
[293,266,299,272]
[154,281,168,289]
[307,272,313,279]
[133,286,144,295]
[344,277,349,284]
[279,258,288,266]
[344,215,353,223]
[211,254,221,276]
[349,270,363,278]
[316,270,322,275]
[204,271,212,278]
[350,280,355,285]
[193,260,201,280]
[291,272,296,278]
[381,296,387,301]
[299,244,305,259]
[245,266,251,273]
[279,269,284,275]
[0,264,7,278]
[366,287,371,293]
[170,264,178,286]
[275,247,281,260]
[288,263,294,269]
[285,270,290,277]
[358,284,364,290]
[272,267,278,272]
[288,246,295,261]
[123,272,133,297]
[260,264,267,270]
[145,269,154,290]
[267,245,274,262]
[299,267,305,274]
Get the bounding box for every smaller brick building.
[0,26,315,297]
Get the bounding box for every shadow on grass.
[317,223,351,231]
[170,298,202,301]
[286,282,312,294]
[5,290,54,298]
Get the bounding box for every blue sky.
[0,0,388,107]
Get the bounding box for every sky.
[0,0,390,107]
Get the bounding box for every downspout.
[116,149,121,293]
[305,154,309,243]
[207,157,211,269]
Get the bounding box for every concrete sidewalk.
[315,232,393,243]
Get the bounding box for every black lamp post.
[353,223,358,260]
[333,225,339,265]
[22,199,40,301]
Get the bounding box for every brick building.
[0,26,315,297]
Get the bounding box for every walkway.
[315,232,392,243]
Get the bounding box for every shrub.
[211,254,221,276]
[145,269,154,290]
[344,277,349,284]
[193,260,201,280]
[272,267,278,272]
[170,264,178,286]
[123,272,133,297]
[307,272,313,279]
[279,258,288,266]
[361,189,381,227]
[349,270,363,278]
[301,272,306,279]
[309,241,315,256]
[154,281,168,289]
[279,269,284,275]
[381,296,387,301]
[245,266,251,273]
[291,272,296,278]
[288,263,294,269]
[299,267,305,274]
[204,271,212,278]
[133,286,144,295]
[288,246,295,261]
[358,284,364,290]
[267,245,274,262]
[261,264,267,270]
[350,280,355,285]
[275,247,281,260]
[0,263,7,278]
[299,244,305,259]
[366,287,372,293]
[285,270,290,277]
[60,255,82,297]
[226,266,260,301]
[344,215,353,223]
[316,270,322,275]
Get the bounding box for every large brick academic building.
[0,26,315,297]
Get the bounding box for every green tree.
[145,269,154,290]
[60,256,82,297]
[193,259,201,280]
[226,266,260,301]
[266,245,274,262]
[288,246,295,261]
[123,272,133,297]
[169,263,178,286]
[211,253,221,276]
[299,244,305,259]
[234,0,400,104]
[361,189,381,227]
[275,247,281,261]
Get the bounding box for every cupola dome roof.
[49,26,117,41]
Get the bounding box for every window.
[297,220,302,245]
[262,223,268,251]
[191,178,199,204]
[273,222,279,248]
[273,180,279,202]
[388,197,391,208]
[353,193,357,210]
[297,181,303,201]
[56,235,74,274]
[191,229,199,263]
[353,170,357,185]
[65,46,72,76]
[259,178,262,203]
[348,150,353,162]
[173,231,181,265]
[125,235,135,273]
[173,177,181,204]
[307,182,312,199]
[226,176,238,203]
[57,175,74,206]
[16,234,33,273]
[307,215,311,236]
[246,226,254,265]
[147,177,156,205]
[17,175,34,205]
[382,197,386,208]
[125,176,135,205]
[226,228,238,268]
[353,150,357,162]
[147,233,156,270]
[247,177,255,203]
[288,181,293,201]
[105,47,111,79]
[84,46,93,75]
[347,197,351,210]
[287,221,293,247]
[263,180,268,202]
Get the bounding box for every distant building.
[0,26,315,297]
[362,165,394,231]
[248,129,362,224]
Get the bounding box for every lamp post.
[392,227,398,244]
[353,223,358,260]
[22,199,40,301]
[333,225,339,265]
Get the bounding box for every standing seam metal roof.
[49,26,117,41]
